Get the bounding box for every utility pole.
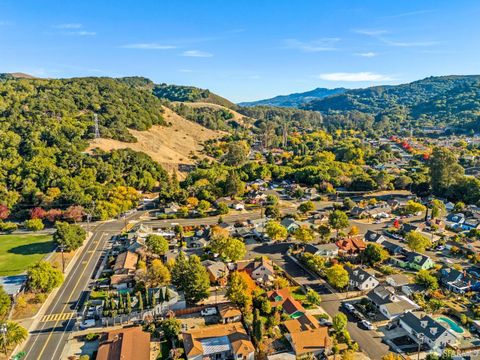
[94,113,100,138]
[59,244,66,273]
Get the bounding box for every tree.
[161,317,181,339]
[364,243,389,265]
[306,289,321,306]
[0,204,10,220]
[145,234,169,256]
[0,285,11,319]
[0,321,27,350]
[431,199,447,219]
[53,221,86,251]
[415,269,439,290]
[343,197,356,210]
[394,175,412,190]
[24,218,44,231]
[325,264,349,289]
[348,225,359,236]
[406,231,432,253]
[224,170,246,197]
[265,220,288,241]
[63,205,84,223]
[30,207,46,220]
[429,147,464,195]
[137,291,144,311]
[265,205,280,219]
[217,202,229,215]
[328,210,349,237]
[27,261,63,293]
[253,309,264,343]
[382,353,403,360]
[404,200,426,215]
[224,141,250,166]
[210,236,246,261]
[293,226,315,243]
[332,313,347,334]
[171,253,209,304]
[298,201,315,214]
[317,224,331,242]
[226,271,251,308]
[146,259,171,288]
[197,200,211,212]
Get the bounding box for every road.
[23,213,141,360]
[246,242,390,359]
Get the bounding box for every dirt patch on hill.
[87,106,223,177]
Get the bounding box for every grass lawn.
[0,234,55,276]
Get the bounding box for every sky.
[0,0,479,102]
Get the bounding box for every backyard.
[0,234,55,276]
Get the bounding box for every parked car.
[79,319,96,329]
[352,310,365,321]
[360,320,374,330]
[318,318,333,327]
[201,307,217,316]
[343,303,355,313]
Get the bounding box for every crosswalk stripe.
[41,312,75,322]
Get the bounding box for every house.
[267,288,305,319]
[367,286,419,319]
[111,251,139,289]
[304,187,318,200]
[237,257,275,283]
[202,260,229,285]
[392,251,435,271]
[445,202,455,211]
[217,303,242,324]
[182,322,255,360]
[187,237,208,249]
[283,314,330,358]
[364,230,387,244]
[113,251,139,275]
[232,201,245,211]
[402,223,421,234]
[336,237,366,256]
[382,241,404,255]
[350,206,368,218]
[97,326,150,360]
[280,218,300,233]
[162,202,180,214]
[303,243,339,258]
[439,267,480,294]
[386,274,411,288]
[401,284,426,297]
[397,312,457,352]
[345,266,379,291]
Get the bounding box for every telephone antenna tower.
[94,113,100,138]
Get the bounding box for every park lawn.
[0,234,55,276]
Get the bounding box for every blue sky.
[0,0,479,102]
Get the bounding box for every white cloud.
[381,39,440,47]
[53,23,82,29]
[354,29,388,36]
[318,72,393,82]
[69,30,96,36]
[182,50,213,57]
[284,38,339,52]
[356,52,377,57]
[383,9,435,19]
[121,43,177,50]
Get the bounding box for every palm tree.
[1,321,27,350]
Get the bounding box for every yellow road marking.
[41,313,75,322]
[36,233,105,359]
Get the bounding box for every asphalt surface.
[23,213,141,360]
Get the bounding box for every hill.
[239,87,346,107]
[87,106,223,176]
[302,75,480,129]
[153,83,238,109]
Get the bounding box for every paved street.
[22,213,141,360]
[246,242,390,359]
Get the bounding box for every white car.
[200,307,217,316]
[79,319,96,329]
[360,320,374,330]
[343,303,355,313]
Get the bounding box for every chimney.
[420,320,428,328]
[430,327,437,335]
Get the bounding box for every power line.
[94,113,100,139]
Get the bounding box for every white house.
[345,266,379,291]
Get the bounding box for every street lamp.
[0,323,7,355]
[417,333,425,360]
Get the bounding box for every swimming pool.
[437,316,464,334]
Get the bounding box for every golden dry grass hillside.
[87,106,224,177]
